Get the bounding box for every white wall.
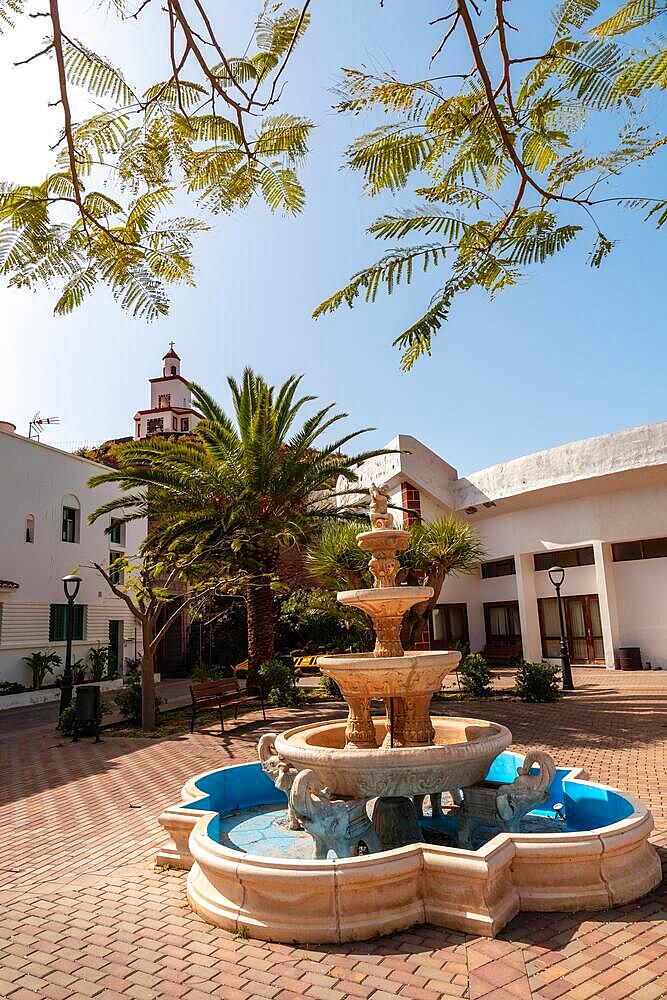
[0,429,145,684]
[613,559,667,668]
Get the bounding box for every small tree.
[399,518,484,649]
[92,555,220,731]
[307,515,484,651]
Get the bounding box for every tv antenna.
[29,412,60,441]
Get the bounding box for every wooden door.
[565,596,604,664]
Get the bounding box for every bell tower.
[163,342,181,378]
[133,343,202,440]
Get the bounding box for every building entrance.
[538,595,604,664]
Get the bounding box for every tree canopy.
[88,368,392,683]
[314,0,667,368]
[0,1,666,366]
[0,1,312,320]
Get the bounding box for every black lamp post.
[59,574,82,718]
[547,565,574,691]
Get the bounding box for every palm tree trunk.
[141,620,157,731]
[246,576,275,692]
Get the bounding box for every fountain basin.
[273,716,512,798]
[157,755,662,942]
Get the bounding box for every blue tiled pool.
[192,753,636,859]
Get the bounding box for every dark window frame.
[481,557,516,579]
[612,536,667,562]
[483,600,522,645]
[62,505,78,543]
[109,551,123,585]
[429,603,469,649]
[533,546,595,571]
[109,518,122,545]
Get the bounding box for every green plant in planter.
[459,653,493,698]
[22,650,61,690]
[0,681,27,696]
[87,644,108,682]
[259,658,305,708]
[515,661,561,703]
[73,658,88,685]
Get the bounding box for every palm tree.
[399,518,484,649]
[89,369,389,691]
[307,515,484,650]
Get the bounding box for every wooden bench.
[189,677,266,734]
[483,642,522,665]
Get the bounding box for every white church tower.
[133,343,202,439]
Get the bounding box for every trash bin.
[73,684,101,740]
[618,647,642,671]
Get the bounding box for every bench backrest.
[190,678,241,701]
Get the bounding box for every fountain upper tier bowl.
[273,716,512,799]
[318,648,459,700]
[337,586,433,619]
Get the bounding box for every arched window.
[25,514,35,543]
[170,365,177,375]
[61,494,81,543]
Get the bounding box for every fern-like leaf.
[62,37,136,105]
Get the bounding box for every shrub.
[0,681,27,696]
[515,661,561,702]
[22,650,61,690]
[319,674,343,700]
[190,662,232,683]
[87,644,108,682]
[459,653,493,697]
[259,658,305,708]
[114,662,163,724]
[58,692,108,738]
[277,588,374,655]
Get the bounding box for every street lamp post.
[59,574,82,718]
[547,565,574,691]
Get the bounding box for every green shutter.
[48,604,84,641]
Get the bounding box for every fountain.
[271,484,511,852]
[157,487,662,943]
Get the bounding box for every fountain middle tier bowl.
[273,716,512,799]
[317,649,460,698]
[336,586,434,619]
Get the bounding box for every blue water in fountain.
[183,753,635,860]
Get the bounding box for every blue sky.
[2,1,665,474]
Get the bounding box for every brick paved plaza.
[1,669,666,1000]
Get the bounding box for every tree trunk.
[142,620,157,731]
[400,568,446,650]
[246,577,275,692]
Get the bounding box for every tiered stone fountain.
[157,486,662,943]
[272,485,511,855]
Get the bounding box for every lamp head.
[548,565,565,589]
[62,574,82,601]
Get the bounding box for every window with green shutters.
[49,604,85,641]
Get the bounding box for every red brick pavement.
[0,669,666,1000]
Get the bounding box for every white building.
[347,422,667,670]
[0,422,145,685]
[133,343,202,440]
